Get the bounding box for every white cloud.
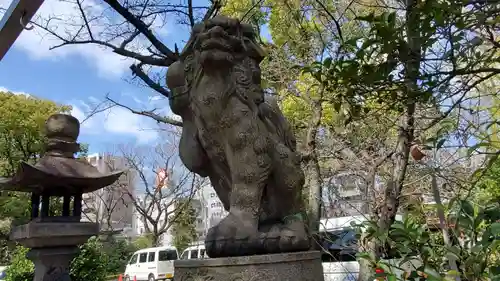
[0,0,146,78]
[70,99,160,144]
[69,105,88,125]
[104,107,159,143]
[0,86,30,97]
[0,85,161,143]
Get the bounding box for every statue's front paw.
[205,214,256,257]
[278,220,310,252]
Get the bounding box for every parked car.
[124,246,178,281]
[319,215,423,281]
[179,244,208,260]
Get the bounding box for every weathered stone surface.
[166,15,310,258]
[28,247,78,281]
[174,251,325,281]
[10,221,98,248]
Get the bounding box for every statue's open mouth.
[200,38,232,53]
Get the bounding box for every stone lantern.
[0,113,123,281]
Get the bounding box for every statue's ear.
[244,39,266,63]
[241,23,257,40]
[166,61,186,90]
[240,23,266,63]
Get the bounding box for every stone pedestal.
[10,221,99,281]
[28,247,78,281]
[10,221,99,248]
[174,251,325,281]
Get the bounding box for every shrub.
[5,237,108,281]
[356,200,500,281]
[102,237,136,274]
[5,246,33,281]
[132,234,154,250]
[70,237,108,281]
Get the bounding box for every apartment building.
[82,153,137,234]
[194,182,228,241]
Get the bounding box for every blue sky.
[0,0,202,154]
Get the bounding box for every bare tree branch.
[187,0,195,27]
[102,0,177,63]
[117,144,204,246]
[130,64,171,97]
[105,94,182,127]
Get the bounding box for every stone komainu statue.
[166,16,310,258]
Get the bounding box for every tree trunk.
[304,157,322,241]
[151,233,161,247]
[431,170,461,281]
[358,0,421,279]
[301,99,323,244]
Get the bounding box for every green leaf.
[471,167,484,179]
[378,262,392,274]
[490,265,500,276]
[323,57,333,69]
[424,266,442,280]
[436,139,446,150]
[446,245,461,256]
[491,222,500,235]
[446,270,460,278]
[467,142,490,155]
[356,252,375,264]
[355,12,376,22]
[333,102,342,112]
[460,200,475,217]
[387,12,396,27]
[445,251,460,262]
[398,255,417,267]
[470,244,483,253]
[387,274,397,281]
[344,37,360,47]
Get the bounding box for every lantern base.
[27,246,78,281]
[10,221,98,248]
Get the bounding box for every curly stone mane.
[180,23,297,152]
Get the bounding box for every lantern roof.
[0,114,123,195]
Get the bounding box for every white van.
[124,246,178,281]
[179,243,209,260]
